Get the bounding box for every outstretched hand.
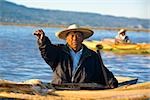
[33,29,45,41]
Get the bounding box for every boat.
[0,76,137,91]
[0,76,138,93]
[0,76,150,100]
[83,39,150,54]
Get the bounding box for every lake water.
[0,25,150,83]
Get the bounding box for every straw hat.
[55,24,94,40]
[118,29,126,34]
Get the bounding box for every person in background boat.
[115,29,131,44]
[33,24,118,89]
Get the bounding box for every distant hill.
[0,0,150,29]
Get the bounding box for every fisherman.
[33,24,118,89]
[115,29,131,44]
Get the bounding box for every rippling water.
[0,25,150,83]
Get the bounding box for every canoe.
[0,77,150,100]
[83,40,150,54]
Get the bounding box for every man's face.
[66,31,84,51]
[120,32,125,36]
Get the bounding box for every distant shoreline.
[1,22,150,32]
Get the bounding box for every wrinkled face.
[66,31,84,52]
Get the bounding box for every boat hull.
[0,77,150,100]
[83,40,150,54]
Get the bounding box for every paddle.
[51,83,108,90]
[96,44,110,88]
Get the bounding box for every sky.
[6,0,150,19]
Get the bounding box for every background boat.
[83,40,150,54]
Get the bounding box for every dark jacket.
[38,36,118,88]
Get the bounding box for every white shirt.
[70,48,83,73]
[115,34,126,40]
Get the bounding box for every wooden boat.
[83,40,150,54]
[0,76,137,92]
[0,77,150,100]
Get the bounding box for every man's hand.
[33,29,45,41]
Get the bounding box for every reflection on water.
[0,25,150,83]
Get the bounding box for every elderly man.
[34,24,118,88]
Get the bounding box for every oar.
[96,44,110,88]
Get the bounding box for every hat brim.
[56,28,94,40]
[118,29,126,34]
